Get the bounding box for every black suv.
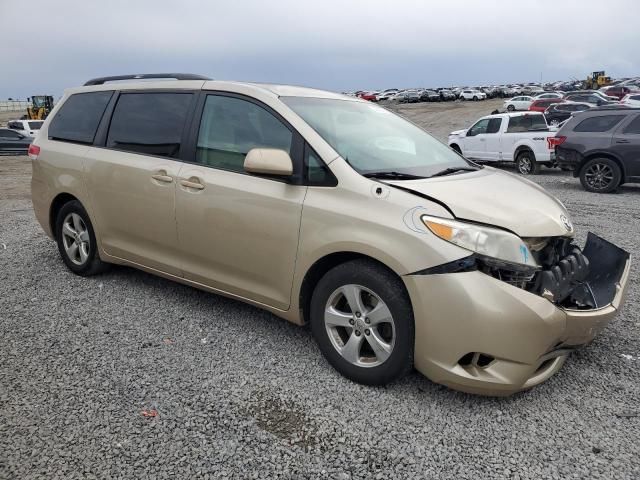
[555,107,640,193]
[544,102,591,126]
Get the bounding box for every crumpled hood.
[387,167,573,237]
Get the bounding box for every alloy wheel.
[61,213,90,265]
[518,156,532,174]
[324,284,395,368]
[584,162,614,190]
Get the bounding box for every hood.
[449,129,467,137]
[387,167,572,237]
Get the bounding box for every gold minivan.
[30,74,631,395]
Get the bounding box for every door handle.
[615,139,630,144]
[180,179,205,190]
[151,173,173,183]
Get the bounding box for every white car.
[376,90,398,101]
[503,96,533,111]
[620,93,640,106]
[459,89,486,101]
[448,112,557,175]
[7,119,44,138]
[533,92,563,100]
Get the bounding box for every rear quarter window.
[48,91,113,144]
[573,115,624,133]
[506,115,547,133]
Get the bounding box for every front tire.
[507,104,515,112]
[516,151,540,175]
[310,260,414,386]
[579,158,621,193]
[55,200,109,276]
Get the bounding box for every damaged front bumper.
[403,233,631,396]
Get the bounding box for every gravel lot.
[1,100,639,479]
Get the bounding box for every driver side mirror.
[244,148,293,176]
[466,130,476,137]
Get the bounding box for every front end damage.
[405,232,630,396]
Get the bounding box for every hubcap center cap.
[354,318,367,331]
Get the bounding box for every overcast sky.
[1,0,638,99]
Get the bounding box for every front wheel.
[310,260,414,386]
[579,158,621,193]
[473,96,478,101]
[507,104,515,112]
[516,151,540,175]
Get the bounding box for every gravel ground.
[1,100,639,479]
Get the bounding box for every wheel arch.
[513,144,535,162]
[579,151,627,181]
[298,252,409,325]
[49,192,80,235]
[450,143,462,154]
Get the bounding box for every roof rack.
[84,73,211,86]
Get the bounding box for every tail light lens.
[547,136,567,149]
[28,144,40,160]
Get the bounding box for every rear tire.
[579,158,621,193]
[310,260,414,386]
[55,200,109,276]
[516,151,540,175]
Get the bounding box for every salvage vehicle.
[7,119,44,138]
[420,90,441,102]
[30,73,631,396]
[459,89,486,101]
[448,112,557,174]
[0,127,32,154]
[621,93,640,107]
[504,96,533,111]
[554,107,640,192]
[544,102,591,127]
[529,98,565,112]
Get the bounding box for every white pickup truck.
[448,112,558,174]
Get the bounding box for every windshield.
[281,97,474,177]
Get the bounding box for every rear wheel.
[579,158,621,193]
[507,104,515,112]
[516,150,540,175]
[310,260,414,386]
[55,200,109,276]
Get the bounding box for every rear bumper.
[404,235,630,396]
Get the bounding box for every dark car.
[544,102,592,126]
[554,107,640,192]
[439,89,456,101]
[0,128,33,155]
[420,89,440,102]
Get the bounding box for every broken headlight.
[421,215,539,271]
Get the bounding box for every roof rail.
[84,73,212,86]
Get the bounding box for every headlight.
[421,215,539,270]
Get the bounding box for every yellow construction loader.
[584,71,612,90]
[25,95,54,120]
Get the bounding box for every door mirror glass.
[244,148,293,176]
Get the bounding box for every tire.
[460,96,465,101]
[549,119,560,127]
[516,150,540,175]
[473,96,478,101]
[579,158,621,193]
[507,104,515,112]
[55,200,109,276]
[310,260,414,386]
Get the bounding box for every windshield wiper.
[363,171,426,180]
[429,167,478,178]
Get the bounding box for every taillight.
[28,144,40,160]
[547,136,567,149]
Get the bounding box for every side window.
[196,95,292,173]
[305,145,337,186]
[574,115,624,133]
[623,115,640,134]
[107,93,192,158]
[506,116,526,133]
[8,121,23,130]
[49,91,113,144]
[486,118,502,134]
[467,119,489,136]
